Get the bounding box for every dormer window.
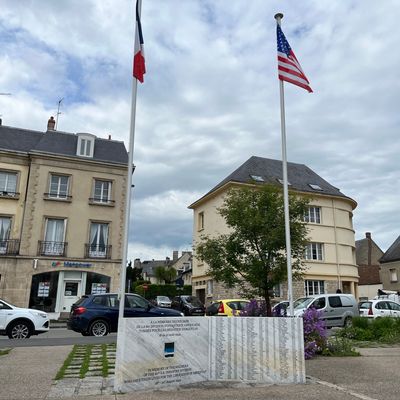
[76,133,95,158]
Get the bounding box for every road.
[0,328,117,348]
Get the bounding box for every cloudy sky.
[1,0,399,260]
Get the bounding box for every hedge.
[134,284,192,299]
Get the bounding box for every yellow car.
[206,299,250,317]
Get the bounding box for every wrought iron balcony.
[38,241,68,257]
[44,192,72,201]
[0,191,20,199]
[88,197,115,205]
[85,244,112,259]
[0,239,20,255]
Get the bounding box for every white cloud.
[1,0,400,258]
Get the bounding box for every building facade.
[355,232,383,300]
[189,156,359,305]
[380,235,400,292]
[0,118,128,318]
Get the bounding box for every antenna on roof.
[55,98,64,130]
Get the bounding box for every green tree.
[155,266,177,284]
[195,185,310,316]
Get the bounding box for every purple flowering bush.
[302,307,327,359]
[236,299,267,316]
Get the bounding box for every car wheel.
[7,320,32,339]
[344,316,352,328]
[89,320,109,337]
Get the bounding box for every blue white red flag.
[276,25,312,93]
[133,0,146,83]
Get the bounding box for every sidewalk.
[1,345,399,399]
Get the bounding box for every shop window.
[29,271,60,312]
[85,272,110,295]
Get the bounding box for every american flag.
[277,25,312,93]
[133,0,146,83]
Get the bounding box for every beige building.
[379,235,400,292]
[0,118,128,318]
[189,156,359,305]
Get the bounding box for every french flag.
[133,0,146,83]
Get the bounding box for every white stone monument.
[114,316,305,393]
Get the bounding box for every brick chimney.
[366,232,372,266]
[173,250,179,261]
[47,116,56,131]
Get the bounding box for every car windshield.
[294,297,314,310]
[157,296,170,301]
[183,296,202,306]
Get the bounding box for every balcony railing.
[88,197,115,205]
[38,241,68,257]
[44,192,72,201]
[0,239,20,255]
[85,244,112,259]
[0,191,20,199]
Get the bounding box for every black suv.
[67,293,183,336]
[171,295,205,316]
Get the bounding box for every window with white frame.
[273,284,282,297]
[89,222,109,257]
[93,180,112,203]
[43,218,66,255]
[207,279,213,295]
[49,174,69,199]
[304,206,321,224]
[305,280,325,296]
[0,171,17,195]
[0,217,11,254]
[198,212,204,230]
[305,242,324,261]
[390,269,398,283]
[76,134,95,158]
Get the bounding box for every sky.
[1,0,400,261]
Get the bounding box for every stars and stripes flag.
[277,25,312,93]
[133,0,146,83]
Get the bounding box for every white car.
[0,299,50,339]
[359,299,400,319]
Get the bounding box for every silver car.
[155,296,172,308]
[289,293,359,327]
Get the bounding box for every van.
[289,293,359,327]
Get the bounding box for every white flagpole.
[117,0,142,327]
[274,13,294,317]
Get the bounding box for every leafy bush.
[339,317,400,343]
[237,299,267,316]
[321,336,360,357]
[302,307,327,359]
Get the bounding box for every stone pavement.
[1,345,400,399]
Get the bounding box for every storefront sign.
[91,283,107,294]
[52,261,92,268]
[38,282,50,297]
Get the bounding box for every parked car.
[359,299,400,319]
[206,299,250,316]
[288,293,359,327]
[171,295,205,316]
[155,296,172,308]
[67,293,183,336]
[272,300,290,316]
[0,298,50,339]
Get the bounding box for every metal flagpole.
[117,0,142,327]
[274,13,294,317]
